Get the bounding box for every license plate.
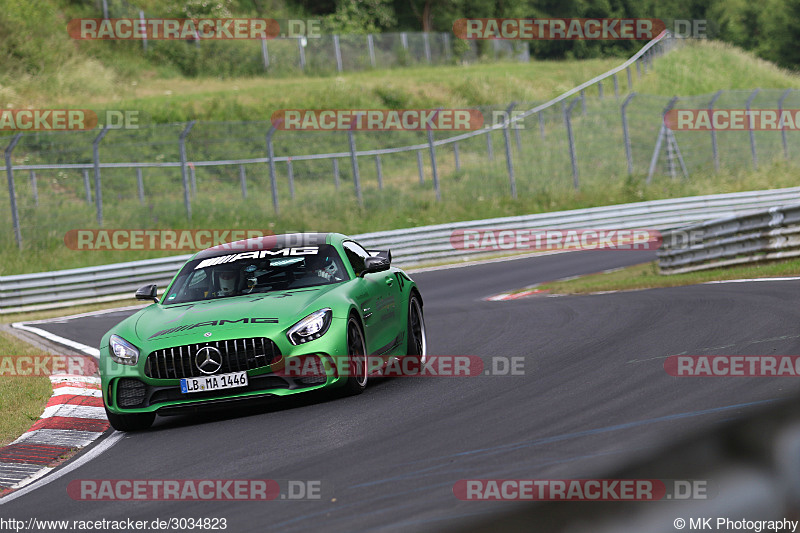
[180,371,248,394]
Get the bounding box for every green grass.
[535,257,800,295]
[0,331,53,446]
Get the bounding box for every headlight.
[287,309,333,345]
[109,334,140,366]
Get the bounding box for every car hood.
[133,286,337,344]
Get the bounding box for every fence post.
[4,133,22,249]
[375,155,383,189]
[266,123,280,214]
[486,130,494,161]
[598,80,604,100]
[140,10,147,53]
[443,33,451,61]
[746,88,760,170]
[261,37,269,69]
[239,164,247,199]
[779,89,792,160]
[298,37,306,71]
[453,142,460,171]
[564,99,580,189]
[427,121,440,201]
[367,34,376,68]
[287,158,295,199]
[708,90,723,172]
[423,33,432,63]
[333,34,342,72]
[178,121,195,221]
[416,150,424,184]
[83,168,91,203]
[102,0,108,18]
[189,163,196,197]
[647,97,678,184]
[627,66,633,90]
[580,89,586,115]
[29,170,38,207]
[502,103,517,198]
[333,158,340,189]
[538,111,545,140]
[636,59,641,78]
[135,168,144,204]
[401,32,408,53]
[613,73,619,98]
[621,92,636,176]
[93,125,110,226]
[347,129,362,205]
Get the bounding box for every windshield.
[163,244,348,304]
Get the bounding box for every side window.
[342,241,371,277]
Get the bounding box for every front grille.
[144,338,280,380]
[117,378,147,407]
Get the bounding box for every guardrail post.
[375,155,383,189]
[626,66,633,90]
[266,123,280,214]
[29,170,38,207]
[239,164,247,199]
[598,80,604,100]
[564,99,580,189]
[261,37,269,69]
[636,59,641,78]
[416,150,424,184]
[621,92,636,176]
[178,121,195,221]
[286,158,295,199]
[486,130,494,161]
[502,102,517,198]
[4,133,22,249]
[453,141,460,171]
[347,129,362,206]
[83,168,91,203]
[746,88,760,170]
[333,158,340,190]
[708,90,723,172]
[136,168,145,204]
[779,89,792,160]
[93,125,110,226]
[367,34,376,68]
[333,35,342,72]
[613,73,619,98]
[426,110,441,201]
[580,89,586,115]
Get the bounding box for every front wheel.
[340,316,368,396]
[404,294,428,373]
[105,407,155,432]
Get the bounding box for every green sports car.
[99,233,427,431]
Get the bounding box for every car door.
[342,241,401,359]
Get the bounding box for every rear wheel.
[104,407,155,432]
[340,316,368,396]
[404,294,427,374]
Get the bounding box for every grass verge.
[0,331,53,447]
[536,257,800,295]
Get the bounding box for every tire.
[340,316,368,396]
[105,407,155,432]
[404,294,428,374]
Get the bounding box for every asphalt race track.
[5,248,800,532]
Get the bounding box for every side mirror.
[361,256,391,276]
[135,284,159,303]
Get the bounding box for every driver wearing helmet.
[214,268,240,297]
[307,254,341,282]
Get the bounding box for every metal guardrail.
[2,185,799,313]
[658,202,800,274]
